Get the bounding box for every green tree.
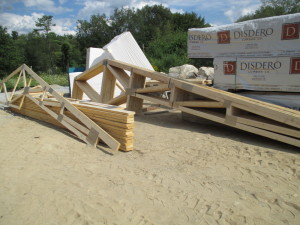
[171,12,210,32]
[110,7,136,36]
[76,14,112,53]
[236,0,300,22]
[0,26,25,78]
[34,15,57,72]
[34,15,56,34]
[61,42,70,72]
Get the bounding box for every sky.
[0,0,262,35]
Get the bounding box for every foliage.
[0,26,25,78]
[1,5,211,79]
[1,72,69,90]
[34,15,56,34]
[236,0,300,22]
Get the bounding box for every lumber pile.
[10,93,134,151]
[0,64,135,152]
[72,59,300,148]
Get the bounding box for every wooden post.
[126,70,146,112]
[72,81,84,100]
[100,65,116,103]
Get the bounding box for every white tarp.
[86,48,112,68]
[213,56,300,92]
[70,32,154,100]
[188,13,300,58]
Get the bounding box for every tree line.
[0,0,299,79]
[0,5,211,78]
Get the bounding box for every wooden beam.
[232,114,300,139]
[100,66,116,103]
[116,82,125,93]
[75,81,101,102]
[107,59,170,84]
[135,93,172,108]
[106,93,127,106]
[107,64,130,88]
[9,70,23,101]
[136,84,170,93]
[71,81,84,100]
[75,60,105,81]
[126,71,146,112]
[173,100,225,108]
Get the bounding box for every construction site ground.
[0,101,299,225]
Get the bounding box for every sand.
[0,107,299,225]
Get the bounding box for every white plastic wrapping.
[70,32,154,100]
[188,13,300,58]
[213,56,300,92]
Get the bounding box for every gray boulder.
[169,64,198,79]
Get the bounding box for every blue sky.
[0,0,262,35]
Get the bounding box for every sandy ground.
[0,106,299,225]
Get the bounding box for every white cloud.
[78,1,111,19]
[224,2,261,22]
[0,12,44,33]
[27,0,72,13]
[53,18,76,35]
[0,12,76,35]
[0,0,19,12]
[77,0,174,19]
[59,0,68,4]
[129,0,165,9]
[0,0,72,14]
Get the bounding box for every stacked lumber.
[10,94,135,151]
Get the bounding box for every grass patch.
[1,73,69,91]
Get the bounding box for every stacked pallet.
[10,94,135,151]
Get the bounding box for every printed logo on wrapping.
[290,57,300,74]
[282,23,299,40]
[223,61,236,75]
[217,31,230,44]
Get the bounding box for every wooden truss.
[72,59,300,148]
[0,64,120,152]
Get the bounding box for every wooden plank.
[169,84,192,105]
[232,114,300,139]
[178,106,225,124]
[71,81,84,100]
[107,59,134,72]
[116,82,125,93]
[231,102,300,129]
[9,70,22,101]
[100,66,116,103]
[3,83,9,103]
[75,60,105,81]
[135,93,172,108]
[75,81,101,102]
[107,59,170,84]
[234,121,300,147]
[170,78,225,102]
[136,84,170,93]
[107,64,130,88]
[173,100,225,108]
[106,93,127,106]
[126,71,146,112]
